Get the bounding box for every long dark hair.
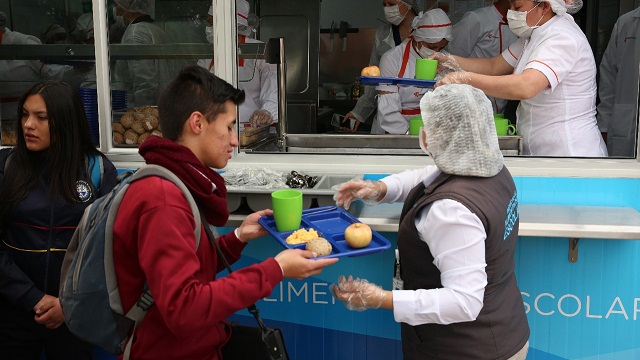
[0,81,99,216]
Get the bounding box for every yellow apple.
[344,222,372,248]
[361,65,381,77]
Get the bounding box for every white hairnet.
[42,24,67,44]
[538,0,566,16]
[565,0,583,14]
[412,9,453,43]
[113,0,155,16]
[75,13,94,40]
[420,84,503,177]
[401,0,421,14]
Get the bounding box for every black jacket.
[0,148,117,312]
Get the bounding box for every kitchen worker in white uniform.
[112,0,177,107]
[447,0,517,114]
[376,9,452,135]
[596,6,640,157]
[0,12,75,123]
[198,0,278,128]
[71,13,98,89]
[342,0,419,132]
[433,0,606,157]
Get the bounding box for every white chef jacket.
[376,39,432,134]
[113,20,177,107]
[503,15,607,157]
[380,167,487,326]
[447,4,517,114]
[0,29,73,120]
[197,37,278,125]
[350,24,400,126]
[596,7,640,157]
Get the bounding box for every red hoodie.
[113,176,283,360]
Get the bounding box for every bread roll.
[306,237,332,256]
[137,132,151,144]
[113,122,125,134]
[142,114,159,130]
[131,120,146,135]
[120,113,135,128]
[113,132,124,144]
[124,129,139,144]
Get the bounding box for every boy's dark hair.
[158,66,245,140]
[0,81,99,216]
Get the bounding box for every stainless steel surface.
[245,134,523,155]
[276,38,287,151]
[259,0,320,134]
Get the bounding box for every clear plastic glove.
[333,180,384,210]
[249,109,273,127]
[430,51,462,73]
[435,71,472,87]
[330,275,386,312]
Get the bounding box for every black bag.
[203,221,290,360]
[222,317,289,360]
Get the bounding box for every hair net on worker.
[113,0,155,16]
[539,0,566,16]
[420,84,503,177]
[565,0,583,14]
[73,13,94,40]
[41,24,67,44]
[0,11,7,29]
[412,8,453,43]
[401,0,421,14]
[236,0,258,36]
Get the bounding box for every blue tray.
[258,206,391,258]
[360,76,435,88]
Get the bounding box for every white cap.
[540,0,566,16]
[412,9,452,43]
[420,84,503,177]
[76,13,94,40]
[113,0,154,16]
[236,0,251,36]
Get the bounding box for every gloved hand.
[429,52,462,73]
[333,180,384,210]
[330,275,386,312]
[435,71,472,87]
[249,109,273,127]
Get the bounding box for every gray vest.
[397,167,529,360]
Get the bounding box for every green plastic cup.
[415,58,438,80]
[409,116,422,135]
[271,189,303,232]
[494,118,516,136]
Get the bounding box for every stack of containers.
[76,88,127,146]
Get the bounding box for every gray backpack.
[59,165,202,359]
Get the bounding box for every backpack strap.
[83,153,104,194]
[119,165,202,360]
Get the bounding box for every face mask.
[507,2,542,38]
[384,4,407,26]
[205,26,213,44]
[113,7,125,28]
[417,45,435,59]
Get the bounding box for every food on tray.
[361,65,381,77]
[120,113,135,128]
[137,132,151,144]
[113,107,162,146]
[344,222,372,248]
[286,228,320,244]
[306,237,332,256]
[113,132,124,144]
[124,129,139,145]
